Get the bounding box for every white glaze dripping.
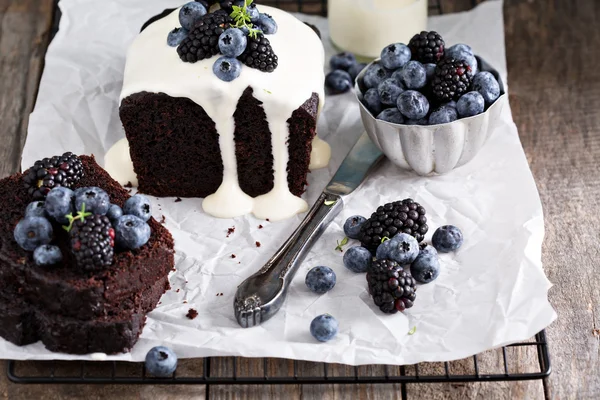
[116,6,330,221]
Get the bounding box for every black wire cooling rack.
[7,0,551,392]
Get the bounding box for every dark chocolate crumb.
[266,219,270,222]
[186,308,198,320]
[160,215,166,224]
[258,224,263,229]
[226,226,235,237]
[176,288,180,293]
[255,241,261,248]
[124,181,133,188]
[231,254,236,259]
[183,300,188,304]
[175,197,182,202]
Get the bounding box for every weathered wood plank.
[504,0,600,399]
[0,0,54,178]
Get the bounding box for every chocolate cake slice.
[115,4,329,220]
[0,155,174,354]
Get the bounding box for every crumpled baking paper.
[4,0,556,364]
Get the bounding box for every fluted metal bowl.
[356,57,507,175]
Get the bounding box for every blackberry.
[408,31,445,64]
[23,152,84,200]
[431,58,474,102]
[70,215,115,272]
[238,33,278,72]
[177,12,232,63]
[366,259,417,314]
[359,199,428,253]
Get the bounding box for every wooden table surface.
[1,0,599,398]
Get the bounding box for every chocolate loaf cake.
[111,3,330,220]
[0,156,174,354]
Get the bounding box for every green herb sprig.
[62,203,92,232]
[230,0,261,39]
[335,237,349,252]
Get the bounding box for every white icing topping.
[116,6,330,220]
[90,352,108,361]
[104,138,138,187]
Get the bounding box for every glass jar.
[328,0,428,59]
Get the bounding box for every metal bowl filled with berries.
[349,33,507,175]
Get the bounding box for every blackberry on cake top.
[22,152,84,200]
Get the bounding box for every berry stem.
[62,203,92,232]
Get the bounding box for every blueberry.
[405,118,428,125]
[428,106,458,125]
[179,2,207,30]
[348,63,367,81]
[33,245,62,266]
[456,91,485,118]
[397,90,429,120]
[432,225,463,252]
[363,63,389,89]
[305,266,336,294]
[74,187,110,215]
[343,246,372,273]
[380,43,411,70]
[106,204,124,222]
[387,233,420,265]
[213,57,242,82]
[363,88,383,115]
[330,52,356,71]
[25,201,47,218]
[446,43,473,58]
[424,63,436,82]
[247,3,260,21]
[419,244,438,257]
[410,253,441,283]
[45,187,75,224]
[310,314,339,342]
[124,195,152,221]
[343,215,366,239]
[255,13,277,34]
[448,50,478,75]
[167,27,188,47]
[377,108,405,124]
[145,346,178,377]
[375,238,394,260]
[377,78,404,105]
[393,61,426,90]
[472,71,500,105]
[325,70,353,94]
[218,28,247,57]
[442,100,457,109]
[14,217,53,251]
[114,215,151,249]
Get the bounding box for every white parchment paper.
[5,0,557,364]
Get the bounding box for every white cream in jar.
[328,0,428,59]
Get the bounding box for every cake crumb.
[160,215,166,224]
[266,218,270,222]
[176,289,180,293]
[158,302,162,305]
[226,226,235,237]
[186,308,198,320]
[183,300,188,304]
[175,197,182,203]
[231,254,236,259]
[124,181,133,188]
[258,224,263,229]
[238,262,241,264]
[255,241,261,248]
